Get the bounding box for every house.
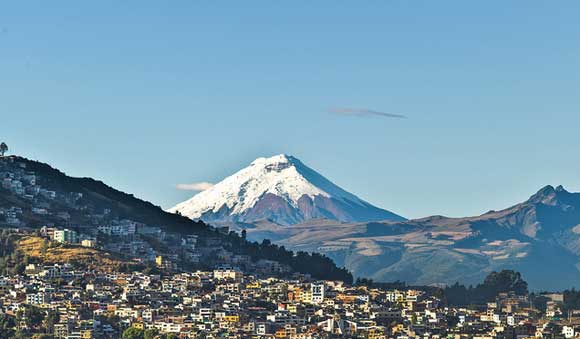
[214,267,243,282]
[81,239,96,248]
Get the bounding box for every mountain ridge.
[235,184,580,290]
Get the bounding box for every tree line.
[443,270,528,306]
[0,230,27,276]
[355,270,529,306]
[225,230,353,284]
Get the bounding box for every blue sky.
[1,1,580,219]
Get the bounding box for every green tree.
[144,329,159,339]
[531,293,550,312]
[40,239,49,256]
[17,305,45,329]
[482,270,528,296]
[44,311,58,334]
[563,288,580,311]
[0,314,16,339]
[11,331,30,339]
[33,335,54,339]
[411,313,418,324]
[0,142,7,156]
[122,327,144,339]
[444,270,529,306]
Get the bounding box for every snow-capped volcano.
[169,154,405,225]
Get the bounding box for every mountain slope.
[12,156,210,235]
[237,185,580,290]
[0,155,352,283]
[170,154,404,225]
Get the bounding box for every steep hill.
[0,156,352,283]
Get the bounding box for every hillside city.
[0,252,578,339]
[2,150,580,339]
[3,1,578,338]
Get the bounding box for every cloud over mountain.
[176,182,214,191]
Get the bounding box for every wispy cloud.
[329,107,407,119]
[176,182,214,191]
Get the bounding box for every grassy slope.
[18,235,130,272]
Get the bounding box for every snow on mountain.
[169,154,405,225]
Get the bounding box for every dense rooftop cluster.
[1,261,579,339]
[3,154,580,338]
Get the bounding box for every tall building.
[53,228,78,244]
[311,282,325,304]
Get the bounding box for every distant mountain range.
[170,154,404,225]
[234,185,580,290]
[171,154,580,290]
